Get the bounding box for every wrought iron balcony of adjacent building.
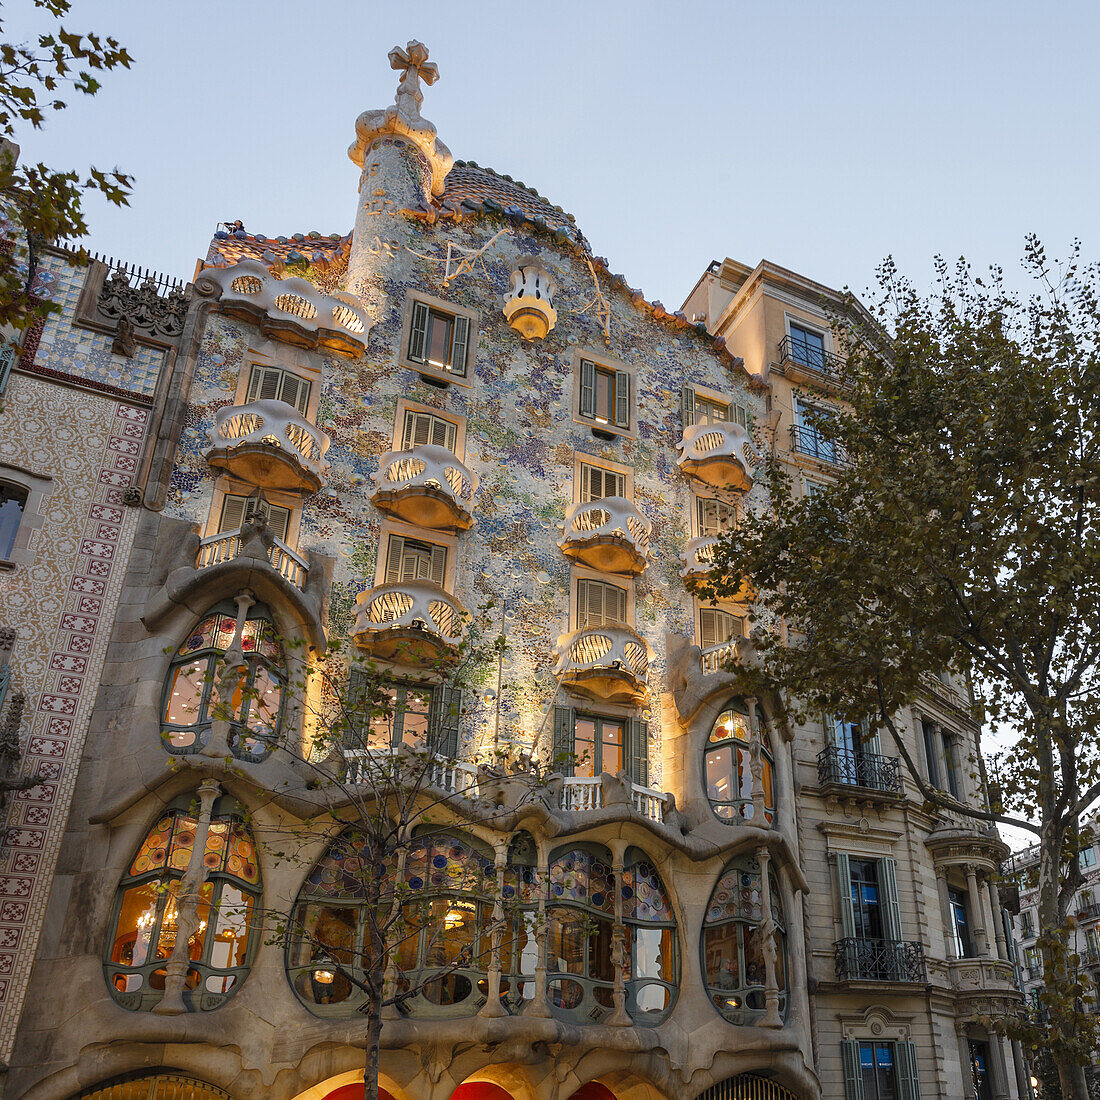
[677,422,758,492]
[559,497,650,576]
[205,399,331,493]
[788,424,848,467]
[774,334,849,391]
[817,745,902,801]
[834,937,926,984]
[554,624,649,705]
[351,581,467,664]
[371,444,479,531]
[197,525,310,590]
[1078,902,1100,922]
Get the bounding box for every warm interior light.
[595,417,608,425]
[314,968,335,984]
[724,996,741,1008]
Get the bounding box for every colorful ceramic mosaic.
[549,848,617,914]
[623,859,674,923]
[707,862,764,925]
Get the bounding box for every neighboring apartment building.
[1006,814,1100,1084]
[1,40,1024,1100]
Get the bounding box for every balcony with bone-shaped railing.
[351,580,468,664]
[205,399,331,493]
[559,497,650,576]
[679,535,754,603]
[677,422,758,493]
[554,624,650,705]
[196,525,310,590]
[194,258,370,356]
[370,444,479,531]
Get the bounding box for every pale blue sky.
[8,0,1099,305]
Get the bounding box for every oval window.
[705,699,774,824]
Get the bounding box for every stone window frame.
[690,489,740,538]
[0,462,53,572]
[392,398,467,460]
[572,450,633,504]
[206,477,302,550]
[570,347,638,440]
[783,309,838,359]
[695,598,747,651]
[397,290,479,388]
[373,515,459,593]
[680,379,753,432]
[232,347,322,423]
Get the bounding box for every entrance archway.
[322,1088,395,1100]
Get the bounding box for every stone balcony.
[554,624,649,704]
[370,444,478,531]
[676,422,757,492]
[206,399,330,493]
[559,497,650,576]
[351,580,467,664]
[194,259,369,355]
[197,525,310,590]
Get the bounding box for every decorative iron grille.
[834,937,926,983]
[789,423,848,465]
[817,745,901,794]
[778,333,847,379]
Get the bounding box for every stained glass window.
[622,848,678,1022]
[105,796,260,1012]
[703,855,787,1025]
[162,602,285,761]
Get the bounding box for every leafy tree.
[0,0,132,328]
[702,237,1100,1100]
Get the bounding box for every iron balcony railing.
[789,424,848,466]
[778,333,848,381]
[834,937,926,983]
[1078,902,1100,921]
[817,746,901,795]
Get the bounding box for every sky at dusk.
[8,0,1094,845]
[7,0,1100,310]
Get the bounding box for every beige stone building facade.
[0,40,1024,1100]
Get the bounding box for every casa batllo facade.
[0,41,1024,1100]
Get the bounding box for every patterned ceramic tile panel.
[163,155,767,789]
[0,375,149,1060]
[31,253,165,397]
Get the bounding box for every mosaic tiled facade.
[2,40,1026,1100]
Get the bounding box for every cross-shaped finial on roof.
[389,40,439,123]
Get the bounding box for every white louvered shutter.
[247,366,283,403]
[219,495,247,533]
[279,372,311,415]
[614,370,630,428]
[553,705,575,777]
[449,314,470,375]
[733,403,749,430]
[579,359,596,418]
[385,535,405,584]
[428,543,446,587]
[681,385,696,429]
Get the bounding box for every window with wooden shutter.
[219,495,290,541]
[614,369,630,428]
[841,1040,865,1100]
[430,684,462,758]
[385,534,447,587]
[579,359,631,430]
[699,608,741,650]
[576,578,628,629]
[408,300,430,363]
[579,359,597,418]
[553,705,575,776]
[245,365,311,415]
[896,1041,921,1100]
[407,300,471,377]
[579,463,625,503]
[402,410,457,452]
[628,716,648,787]
[696,497,736,536]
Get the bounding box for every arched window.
[105,795,260,1012]
[702,854,786,1025]
[288,830,496,1018]
[162,602,285,761]
[0,482,27,560]
[624,847,678,1023]
[704,699,774,824]
[73,1073,233,1100]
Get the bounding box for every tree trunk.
[364,1004,382,1100]
[1057,1060,1090,1100]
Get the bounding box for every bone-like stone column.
[757,846,783,1028]
[480,839,508,1018]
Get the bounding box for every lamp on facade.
[503,259,557,340]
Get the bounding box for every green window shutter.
[824,714,838,747]
[579,359,596,418]
[614,370,630,428]
[841,1040,865,1100]
[681,385,696,429]
[897,1041,921,1100]
[343,668,369,749]
[628,716,648,787]
[449,314,470,376]
[408,300,430,363]
[428,543,447,587]
[385,535,405,584]
[879,858,903,941]
[432,685,462,758]
[553,705,575,776]
[836,852,856,939]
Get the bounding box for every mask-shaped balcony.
[351,581,467,664]
[206,399,330,493]
[371,444,479,531]
[559,497,650,576]
[680,536,754,601]
[554,624,649,704]
[677,422,757,493]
